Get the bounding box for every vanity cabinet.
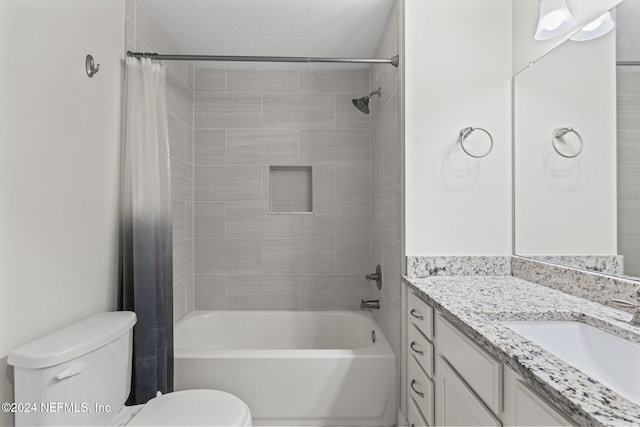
[406,288,575,427]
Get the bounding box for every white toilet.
[8,311,252,427]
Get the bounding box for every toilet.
[8,312,251,427]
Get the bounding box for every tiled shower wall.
[371,0,404,413]
[617,66,640,276]
[192,67,374,310]
[125,1,195,322]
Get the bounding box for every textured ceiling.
[137,0,395,68]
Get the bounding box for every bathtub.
[174,311,396,426]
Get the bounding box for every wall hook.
[85,54,100,78]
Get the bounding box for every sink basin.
[502,321,640,405]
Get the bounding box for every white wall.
[514,32,617,255]
[405,0,512,256]
[0,1,125,425]
[512,0,624,73]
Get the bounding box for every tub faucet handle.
[365,264,383,290]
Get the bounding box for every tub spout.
[360,299,380,310]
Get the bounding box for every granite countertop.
[403,275,640,427]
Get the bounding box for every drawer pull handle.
[410,309,424,320]
[410,341,424,355]
[410,379,424,398]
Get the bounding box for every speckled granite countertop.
[403,275,640,427]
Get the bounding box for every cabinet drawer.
[409,352,435,426]
[435,355,502,427]
[408,291,433,339]
[435,313,502,415]
[408,396,429,427]
[408,323,434,378]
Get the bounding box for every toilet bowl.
[8,311,252,427]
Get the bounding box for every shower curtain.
[119,56,173,404]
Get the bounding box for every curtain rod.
[617,61,640,66]
[126,51,399,67]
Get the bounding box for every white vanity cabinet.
[406,288,576,427]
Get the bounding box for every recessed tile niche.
[269,166,313,214]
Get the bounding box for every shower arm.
[126,51,400,68]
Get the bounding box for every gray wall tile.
[227,69,299,93]
[166,71,193,125]
[189,67,375,311]
[312,166,336,202]
[186,276,194,312]
[195,68,226,92]
[336,239,371,275]
[227,202,299,238]
[171,158,193,201]
[227,276,299,310]
[194,202,226,238]
[300,129,371,165]
[194,129,226,165]
[336,165,371,202]
[227,129,299,164]
[617,131,640,167]
[263,93,334,128]
[194,239,262,275]
[173,278,186,322]
[617,96,640,131]
[173,239,194,282]
[195,165,262,201]
[300,69,370,93]
[195,93,262,128]
[372,89,399,159]
[300,215,371,239]
[194,276,226,310]
[313,201,372,216]
[172,201,186,241]
[185,201,193,239]
[263,239,335,275]
[168,114,187,162]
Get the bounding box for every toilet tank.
[8,311,137,426]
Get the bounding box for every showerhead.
[352,87,382,115]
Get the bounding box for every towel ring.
[552,127,583,158]
[459,127,493,158]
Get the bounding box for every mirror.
[514,1,640,279]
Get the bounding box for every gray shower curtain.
[119,56,173,404]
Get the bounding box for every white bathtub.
[174,311,396,426]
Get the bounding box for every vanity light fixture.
[570,11,615,42]
[534,0,576,41]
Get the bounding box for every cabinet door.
[435,356,502,427]
[503,366,574,426]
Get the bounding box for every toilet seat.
[126,390,252,426]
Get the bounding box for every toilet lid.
[127,390,252,426]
